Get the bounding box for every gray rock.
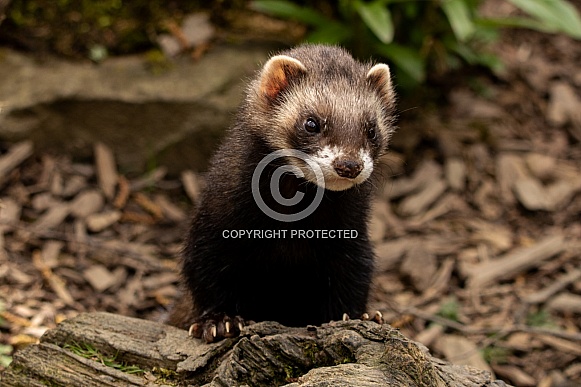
[0,45,272,173]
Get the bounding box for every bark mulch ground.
[1,28,581,387]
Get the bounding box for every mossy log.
[1,312,511,386]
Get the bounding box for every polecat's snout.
[333,159,363,179]
[301,146,374,191]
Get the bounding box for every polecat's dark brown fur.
[167,45,396,342]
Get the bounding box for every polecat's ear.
[367,63,395,108]
[259,55,307,102]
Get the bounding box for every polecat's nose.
[333,159,363,178]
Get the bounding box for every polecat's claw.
[188,322,202,338]
[372,310,384,324]
[188,314,248,343]
[341,311,384,324]
[362,310,384,324]
[223,316,239,338]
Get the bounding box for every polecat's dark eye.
[367,125,377,140]
[304,118,320,133]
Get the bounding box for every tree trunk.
[1,312,511,386]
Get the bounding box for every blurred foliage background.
[251,0,581,89]
[0,0,580,92]
[0,0,205,57]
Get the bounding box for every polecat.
[167,45,397,342]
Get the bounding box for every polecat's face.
[285,85,388,191]
[251,46,396,192]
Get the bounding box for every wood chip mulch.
[1,30,581,387]
[0,141,190,356]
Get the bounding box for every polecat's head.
[247,45,396,191]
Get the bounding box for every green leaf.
[0,344,12,368]
[477,16,552,33]
[375,43,426,83]
[251,0,329,26]
[441,0,476,41]
[436,296,461,322]
[252,0,349,44]
[0,355,12,368]
[355,0,394,44]
[507,0,581,38]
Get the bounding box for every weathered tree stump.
[1,312,511,386]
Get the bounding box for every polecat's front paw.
[342,310,384,324]
[188,314,248,343]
